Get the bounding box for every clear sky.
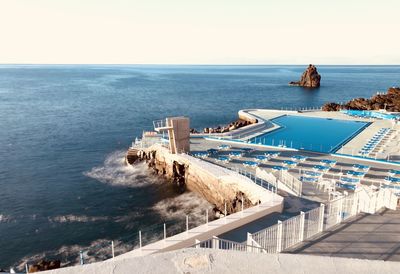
[1,0,399,64]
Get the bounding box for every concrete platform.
[288,209,400,261]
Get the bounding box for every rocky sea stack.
[322,87,400,112]
[289,64,321,88]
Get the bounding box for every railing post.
[276,220,283,253]
[337,198,344,224]
[241,195,244,214]
[139,230,142,251]
[111,241,115,258]
[212,236,219,249]
[195,239,200,249]
[224,202,227,217]
[186,215,189,235]
[246,232,253,252]
[164,223,167,241]
[79,250,84,265]
[299,211,305,242]
[318,204,325,232]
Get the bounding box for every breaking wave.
[0,214,13,223]
[84,150,163,187]
[15,239,134,270]
[153,192,214,227]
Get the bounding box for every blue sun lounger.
[300,176,318,183]
[218,144,231,150]
[346,170,366,177]
[313,165,330,172]
[216,156,230,163]
[207,148,218,155]
[320,159,337,166]
[292,155,307,162]
[243,161,259,168]
[254,155,269,162]
[352,164,370,171]
[283,160,298,167]
[229,151,243,158]
[193,152,209,158]
[304,171,322,177]
[272,165,288,171]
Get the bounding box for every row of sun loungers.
[193,145,400,194]
[359,128,390,156]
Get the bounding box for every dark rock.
[322,87,400,112]
[322,102,342,111]
[29,260,61,272]
[197,119,256,134]
[289,64,321,88]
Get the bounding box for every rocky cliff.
[322,87,400,112]
[289,64,321,88]
[126,145,276,216]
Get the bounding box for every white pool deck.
[190,109,400,204]
[239,109,400,160]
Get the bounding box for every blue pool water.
[250,115,369,153]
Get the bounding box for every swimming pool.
[250,115,369,153]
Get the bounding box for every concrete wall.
[143,144,281,214]
[45,248,400,274]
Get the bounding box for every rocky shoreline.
[190,118,257,134]
[323,87,400,112]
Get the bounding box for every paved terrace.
[287,209,400,261]
[190,138,400,201]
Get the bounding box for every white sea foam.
[153,192,213,227]
[15,238,129,270]
[84,150,162,188]
[48,215,109,223]
[0,214,13,223]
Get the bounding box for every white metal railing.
[248,187,398,253]
[233,168,278,193]
[303,207,322,239]
[193,236,267,253]
[131,136,169,149]
[251,223,279,253]
[153,119,170,130]
[275,170,302,196]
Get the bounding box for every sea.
[0,65,399,269]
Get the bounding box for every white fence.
[193,236,267,253]
[195,187,398,255]
[275,170,303,197]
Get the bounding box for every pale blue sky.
[0,0,399,64]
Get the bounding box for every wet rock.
[322,87,400,112]
[322,102,342,111]
[201,119,255,134]
[289,64,321,88]
[28,260,61,272]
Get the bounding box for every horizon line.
[1,63,400,66]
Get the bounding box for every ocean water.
[0,65,399,269]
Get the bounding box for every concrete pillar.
[166,117,190,154]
